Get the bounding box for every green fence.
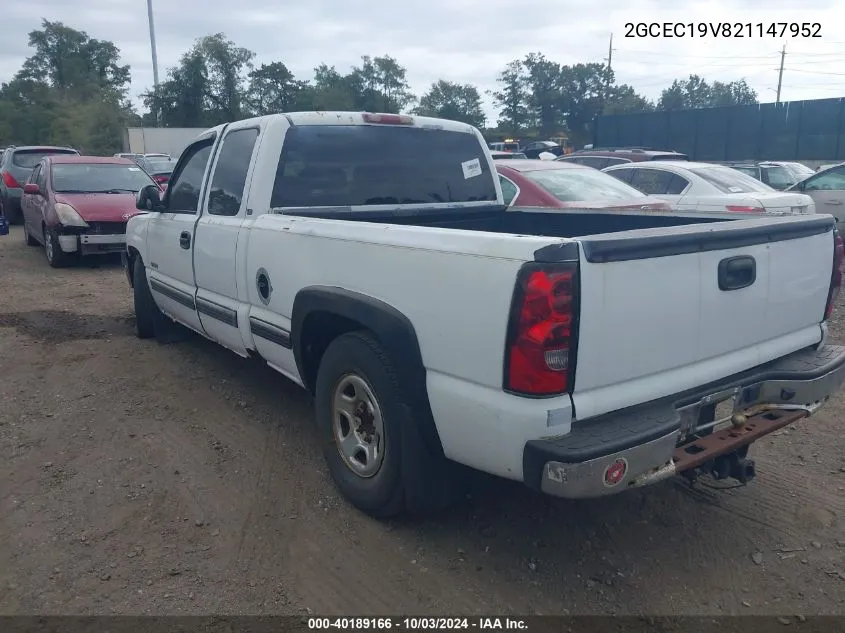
[593,98,845,161]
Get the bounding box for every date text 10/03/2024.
[307,618,528,630]
[624,22,822,38]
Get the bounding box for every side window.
[28,164,41,185]
[629,168,674,195]
[607,168,635,184]
[603,157,631,167]
[499,175,518,206]
[666,174,690,195]
[207,128,259,216]
[167,139,215,213]
[803,166,845,192]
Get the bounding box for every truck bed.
[279,205,736,239]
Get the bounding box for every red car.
[495,160,671,211]
[20,155,159,267]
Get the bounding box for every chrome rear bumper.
[524,344,845,499]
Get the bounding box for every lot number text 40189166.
[308,618,528,631]
[624,22,822,38]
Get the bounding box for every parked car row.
[1,145,80,223]
[18,155,160,267]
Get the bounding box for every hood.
[54,192,144,222]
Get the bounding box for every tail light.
[362,113,414,125]
[824,229,844,320]
[153,174,169,184]
[2,171,21,189]
[504,263,579,396]
[726,205,764,213]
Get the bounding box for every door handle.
[718,255,756,291]
[179,231,191,249]
[825,200,843,206]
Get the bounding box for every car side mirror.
[23,183,40,195]
[136,184,163,211]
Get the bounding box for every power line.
[783,68,845,77]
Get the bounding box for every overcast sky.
[3,0,845,123]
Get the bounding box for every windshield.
[783,162,814,178]
[524,166,648,202]
[145,159,177,173]
[762,165,796,189]
[271,125,497,207]
[52,163,156,193]
[688,166,772,194]
[13,149,77,168]
[731,166,759,179]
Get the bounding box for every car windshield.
[730,166,759,179]
[783,162,814,178]
[145,159,177,173]
[13,149,77,168]
[51,163,156,193]
[762,165,796,188]
[688,166,772,193]
[524,166,648,202]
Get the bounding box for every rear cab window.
[271,125,497,208]
[13,149,77,169]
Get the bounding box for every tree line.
[0,20,759,154]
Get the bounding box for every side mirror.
[136,184,163,211]
[23,183,40,195]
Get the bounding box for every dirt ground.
[1,225,845,617]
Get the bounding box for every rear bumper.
[523,344,845,499]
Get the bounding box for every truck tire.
[133,257,162,339]
[315,331,410,518]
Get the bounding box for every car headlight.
[54,202,89,227]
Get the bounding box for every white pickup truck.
[123,111,845,518]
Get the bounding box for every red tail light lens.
[726,205,765,213]
[2,171,21,189]
[362,113,414,125]
[504,263,578,396]
[825,229,844,320]
[153,174,169,184]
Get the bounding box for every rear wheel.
[315,331,408,518]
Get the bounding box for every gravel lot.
[2,225,845,617]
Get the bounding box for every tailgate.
[570,215,835,421]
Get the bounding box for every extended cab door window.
[207,128,260,216]
[166,140,215,214]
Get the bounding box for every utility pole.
[776,43,786,103]
[146,0,161,124]
[605,32,614,99]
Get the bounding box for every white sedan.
[603,160,816,215]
